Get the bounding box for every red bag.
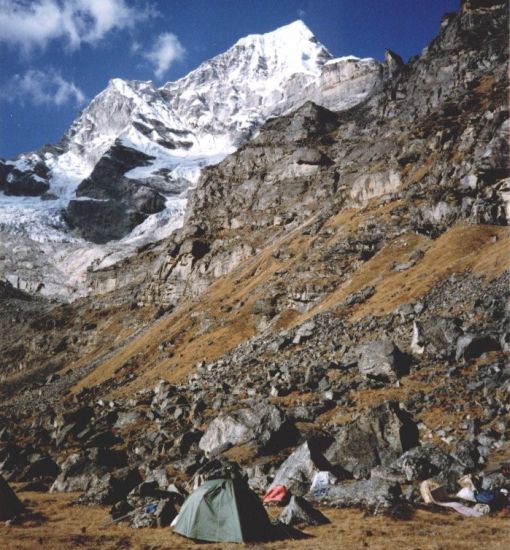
[263,485,290,505]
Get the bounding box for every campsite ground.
[0,489,508,550]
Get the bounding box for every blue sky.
[0,0,459,159]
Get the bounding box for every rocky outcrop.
[134,1,508,308]
[65,144,166,243]
[1,161,50,196]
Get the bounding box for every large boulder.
[199,401,297,456]
[80,467,142,505]
[50,452,109,493]
[268,440,334,496]
[315,478,401,510]
[371,445,462,484]
[324,402,419,479]
[355,339,409,382]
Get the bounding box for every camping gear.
[263,485,290,505]
[420,480,483,517]
[475,488,509,511]
[458,474,478,491]
[456,487,476,503]
[172,478,273,543]
[0,474,24,521]
[310,471,337,498]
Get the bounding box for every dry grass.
[306,223,509,323]
[1,489,508,550]
[70,217,508,401]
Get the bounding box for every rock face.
[138,1,508,308]
[65,144,166,243]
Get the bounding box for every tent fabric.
[172,478,272,543]
[0,474,24,521]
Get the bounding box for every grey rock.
[293,321,317,344]
[278,495,329,526]
[50,453,103,493]
[199,401,297,455]
[316,478,401,510]
[324,402,418,479]
[355,339,409,382]
[80,467,142,505]
[372,445,458,483]
[412,318,462,359]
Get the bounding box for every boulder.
[50,453,107,493]
[355,339,409,382]
[324,402,418,479]
[371,445,458,483]
[199,401,297,456]
[278,496,329,526]
[455,334,500,361]
[411,318,462,359]
[80,467,142,505]
[316,478,401,510]
[268,440,334,496]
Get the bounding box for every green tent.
[0,474,24,521]
[172,478,273,543]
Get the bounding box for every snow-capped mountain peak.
[0,20,383,298]
[234,19,329,75]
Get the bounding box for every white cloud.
[0,0,154,53]
[0,69,85,107]
[144,32,185,79]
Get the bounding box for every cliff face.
[119,0,507,310]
